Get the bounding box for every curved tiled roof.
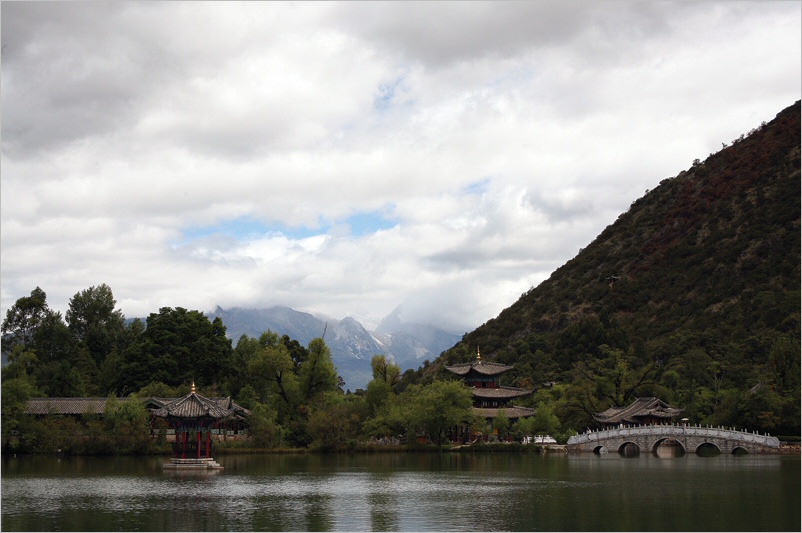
[25,397,124,415]
[151,391,233,420]
[24,395,250,418]
[445,360,513,376]
[594,397,683,424]
[471,386,533,399]
[473,405,536,419]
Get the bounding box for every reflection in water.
[697,442,723,457]
[368,474,399,531]
[2,453,799,531]
[619,442,640,457]
[655,440,685,458]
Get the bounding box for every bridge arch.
[592,445,608,455]
[695,442,722,456]
[618,442,641,456]
[650,437,686,455]
[731,446,749,455]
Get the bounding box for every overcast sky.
[2,1,800,333]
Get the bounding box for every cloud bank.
[2,1,800,333]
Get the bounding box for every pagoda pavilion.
[445,348,534,442]
[152,382,237,470]
[594,397,683,428]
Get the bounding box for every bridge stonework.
[567,424,781,455]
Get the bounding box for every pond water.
[1,452,799,531]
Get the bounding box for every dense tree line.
[3,272,796,456]
[4,285,539,453]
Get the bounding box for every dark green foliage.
[66,284,126,366]
[406,380,476,446]
[2,287,50,351]
[103,397,154,454]
[248,403,285,448]
[117,307,233,392]
[307,393,365,452]
[300,338,339,401]
[370,355,401,387]
[1,373,41,449]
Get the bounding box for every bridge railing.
[567,423,780,448]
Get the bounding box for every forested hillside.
[437,101,801,435]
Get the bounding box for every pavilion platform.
[163,457,223,470]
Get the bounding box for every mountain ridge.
[433,100,800,434]
[208,305,460,390]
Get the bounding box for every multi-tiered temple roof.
[445,348,534,421]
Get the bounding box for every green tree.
[493,409,510,441]
[3,288,76,395]
[299,338,339,402]
[564,345,658,429]
[364,379,392,416]
[407,380,474,446]
[69,345,100,395]
[362,391,412,440]
[2,287,50,351]
[236,384,259,410]
[135,381,185,398]
[1,287,73,368]
[531,401,561,436]
[307,392,364,452]
[2,345,39,382]
[37,360,86,397]
[97,349,124,395]
[247,337,299,408]
[104,397,152,454]
[370,355,401,387]
[118,307,233,391]
[228,334,267,398]
[511,416,537,442]
[0,374,41,449]
[66,284,126,366]
[31,310,73,366]
[248,403,285,448]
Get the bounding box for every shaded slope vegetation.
[438,101,800,434]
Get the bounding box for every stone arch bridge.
[567,424,780,455]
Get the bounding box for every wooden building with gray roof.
[594,397,683,428]
[24,392,251,436]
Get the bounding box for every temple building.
[24,388,250,467]
[151,382,246,470]
[594,397,683,428]
[25,394,250,438]
[445,348,534,441]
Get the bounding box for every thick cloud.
[1,1,799,332]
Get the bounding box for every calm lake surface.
[1,452,799,532]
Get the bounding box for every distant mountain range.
[208,305,461,390]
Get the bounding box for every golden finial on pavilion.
[477,346,481,361]
[191,381,196,394]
